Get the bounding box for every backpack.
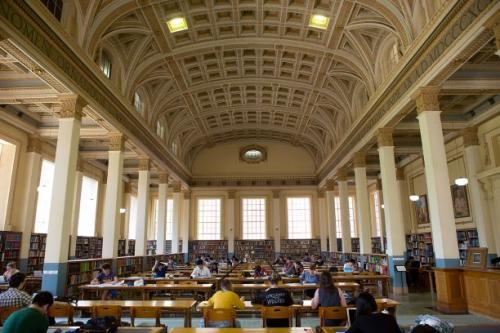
[80,316,119,333]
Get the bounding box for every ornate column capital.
[227,190,236,199]
[124,182,132,194]
[325,179,335,191]
[108,133,125,151]
[76,157,84,172]
[484,10,500,57]
[462,127,479,147]
[272,190,281,199]
[27,135,42,153]
[184,191,191,200]
[138,157,150,171]
[336,168,348,181]
[396,168,405,181]
[352,151,366,168]
[56,94,86,120]
[412,86,441,115]
[158,171,169,184]
[377,128,394,148]
[172,181,182,193]
[318,189,325,198]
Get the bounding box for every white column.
[353,152,372,254]
[487,177,500,256]
[272,190,281,254]
[19,137,42,272]
[462,127,497,256]
[42,95,84,296]
[377,128,407,293]
[171,182,181,254]
[337,170,351,253]
[414,87,459,267]
[226,190,236,255]
[318,190,328,252]
[69,168,83,258]
[102,134,124,258]
[135,158,150,256]
[376,180,386,253]
[122,183,132,254]
[181,191,190,256]
[156,173,169,255]
[325,180,337,252]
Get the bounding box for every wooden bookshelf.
[406,233,434,266]
[117,239,126,257]
[27,233,47,274]
[457,228,479,266]
[325,252,388,274]
[234,240,274,263]
[147,240,156,255]
[67,258,111,296]
[116,256,142,276]
[351,238,360,253]
[371,237,386,254]
[127,240,135,255]
[188,240,228,262]
[280,239,321,259]
[164,240,183,254]
[0,231,22,271]
[75,236,103,259]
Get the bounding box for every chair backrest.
[156,280,174,285]
[261,306,293,327]
[203,308,236,327]
[0,306,19,325]
[130,306,161,327]
[319,306,347,326]
[93,305,122,321]
[178,280,198,285]
[48,302,74,325]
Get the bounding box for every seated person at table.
[2,291,53,333]
[152,259,168,278]
[166,257,177,271]
[343,259,356,273]
[311,271,347,326]
[282,257,296,276]
[314,255,325,266]
[263,274,294,327]
[346,292,401,333]
[294,262,304,276]
[254,265,267,277]
[0,272,32,307]
[274,255,286,265]
[2,262,19,282]
[302,252,311,262]
[231,256,240,267]
[201,279,245,328]
[300,264,319,297]
[191,259,212,278]
[91,263,119,300]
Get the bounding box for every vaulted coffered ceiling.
[60,0,446,168]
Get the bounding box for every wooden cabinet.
[434,268,467,313]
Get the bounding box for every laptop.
[347,307,357,327]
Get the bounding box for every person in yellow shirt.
[202,279,245,327]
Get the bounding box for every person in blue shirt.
[152,259,168,278]
[91,263,118,300]
[300,264,320,297]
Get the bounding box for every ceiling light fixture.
[309,14,330,30]
[166,17,188,33]
[409,195,420,202]
[120,208,126,214]
[454,177,469,186]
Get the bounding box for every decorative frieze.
[56,94,86,120]
[26,136,42,154]
[413,86,441,115]
[227,190,236,199]
[272,190,281,199]
[184,191,191,200]
[484,9,500,56]
[318,189,325,198]
[377,128,394,148]
[190,176,318,187]
[396,168,405,181]
[462,127,479,147]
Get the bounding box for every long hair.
[319,271,337,292]
[356,292,377,316]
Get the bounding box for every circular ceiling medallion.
[240,145,267,164]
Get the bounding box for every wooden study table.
[79,283,214,300]
[171,328,314,333]
[331,275,390,297]
[74,300,196,327]
[0,328,165,333]
[122,276,300,285]
[231,282,359,297]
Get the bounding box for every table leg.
[428,271,435,307]
[186,309,192,327]
[295,309,301,327]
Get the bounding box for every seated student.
[282,257,296,276]
[165,257,177,271]
[201,279,245,328]
[263,274,294,327]
[311,271,347,326]
[346,292,402,333]
[254,265,267,278]
[231,256,240,267]
[191,259,212,278]
[91,263,119,300]
[273,255,285,265]
[152,259,168,278]
[2,291,53,333]
[3,262,19,282]
[343,259,355,273]
[0,272,32,307]
[302,252,311,262]
[300,264,319,298]
[315,255,325,267]
[294,262,304,276]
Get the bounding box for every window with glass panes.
[134,92,143,113]
[242,198,266,239]
[286,197,311,239]
[372,191,382,237]
[77,176,98,237]
[128,195,138,239]
[197,199,221,240]
[334,197,342,238]
[154,198,174,240]
[348,196,358,237]
[34,159,55,234]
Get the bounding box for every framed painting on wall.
[415,195,430,225]
[465,247,488,269]
[451,184,470,218]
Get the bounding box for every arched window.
[99,51,112,79]
[134,92,143,113]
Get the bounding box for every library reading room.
[0,0,499,333]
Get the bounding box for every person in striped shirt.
[0,272,32,307]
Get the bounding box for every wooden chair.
[130,306,163,327]
[261,306,294,327]
[92,305,122,322]
[203,308,236,327]
[177,280,198,285]
[48,302,74,325]
[319,306,348,327]
[0,306,19,325]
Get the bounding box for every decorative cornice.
[336,168,348,182]
[190,176,317,188]
[138,157,150,171]
[462,127,479,147]
[272,190,281,199]
[26,136,42,154]
[352,152,366,168]
[172,181,182,193]
[56,94,86,120]
[396,168,405,181]
[124,182,132,194]
[413,86,441,115]
[377,128,394,148]
[227,190,236,199]
[158,172,169,184]
[484,9,500,56]
[108,133,125,151]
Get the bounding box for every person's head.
[319,271,335,290]
[409,256,415,261]
[286,256,292,263]
[195,259,204,267]
[254,265,262,272]
[309,264,316,272]
[6,262,16,271]
[32,291,54,313]
[269,273,281,286]
[220,279,232,291]
[350,259,356,265]
[329,266,339,273]
[311,254,316,260]
[101,263,112,274]
[356,292,377,316]
[9,272,26,289]
[304,252,309,256]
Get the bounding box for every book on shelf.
[0,231,22,269]
[280,239,321,259]
[234,240,275,263]
[188,240,228,262]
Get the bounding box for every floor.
[72,292,500,331]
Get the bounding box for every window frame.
[76,175,99,237]
[128,195,138,240]
[34,159,55,234]
[348,196,358,238]
[196,197,223,240]
[99,50,112,79]
[285,196,312,239]
[241,197,267,240]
